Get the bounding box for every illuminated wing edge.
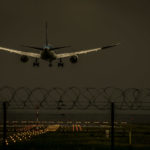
[0,46,40,58]
[56,43,120,59]
[56,48,102,59]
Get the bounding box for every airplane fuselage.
[40,49,57,61]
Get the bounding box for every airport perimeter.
[0,87,150,150]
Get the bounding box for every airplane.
[0,22,120,67]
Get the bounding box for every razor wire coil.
[0,87,150,110]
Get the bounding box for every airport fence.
[0,87,150,110]
[0,87,150,150]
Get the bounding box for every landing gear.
[58,62,64,67]
[33,58,39,67]
[49,63,52,67]
[49,60,52,67]
[58,58,64,67]
[33,62,39,67]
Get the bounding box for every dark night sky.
[0,0,150,88]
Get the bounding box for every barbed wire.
[0,87,150,110]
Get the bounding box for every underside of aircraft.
[0,22,120,67]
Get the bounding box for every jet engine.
[70,55,78,63]
[20,55,29,63]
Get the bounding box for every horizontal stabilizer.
[21,45,43,51]
[50,46,71,50]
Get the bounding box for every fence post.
[129,128,132,145]
[36,106,39,130]
[3,102,7,150]
[111,102,115,150]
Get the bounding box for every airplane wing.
[0,46,40,58]
[56,43,120,59]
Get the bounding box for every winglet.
[102,43,120,50]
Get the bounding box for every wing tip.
[115,42,120,46]
[102,42,120,50]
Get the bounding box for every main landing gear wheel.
[58,62,64,67]
[49,60,53,67]
[49,63,52,67]
[58,58,64,67]
[33,62,39,67]
[33,58,39,67]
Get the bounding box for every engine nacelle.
[20,55,29,63]
[70,55,78,64]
